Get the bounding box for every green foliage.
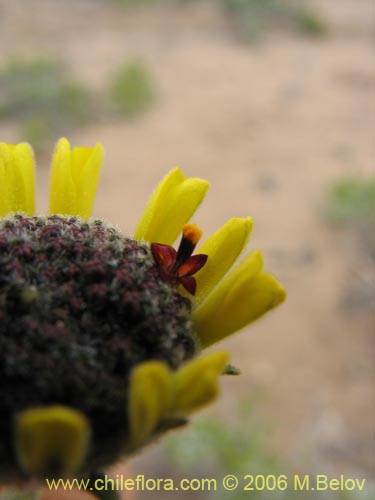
[295,8,327,36]
[164,401,284,499]
[109,61,156,118]
[112,0,193,7]
[0,56,157,150]
[221,0,327,41]
[324,177,375,225]
[0,59,91,120]
[111,0,327,41]
[113,0,155,6]
[0,58,93,150]
[163,400,371,499]
[20,117,54,152]
[165,400,280,480]
[0,491,41,500]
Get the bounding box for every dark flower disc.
[0,215,197,476]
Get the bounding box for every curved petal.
[172,351,229,414]
[193,251,286,347]
[75,144,104,219]
[49,137,75,215]
[180,275,197,295]
[49,137,103,218]
[127,353,229,449]
[194,217,253,303]
[135,168,209,245]
[178,254,208,278]
[15,406,90,476]
[128,361,173,448]
[135,168,184,241]
[0,142,35,216]
[151,243,177,272]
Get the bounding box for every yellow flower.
[0,138,285,480]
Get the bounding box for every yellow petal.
[49,138,103,218]
[49,138,75,215]
[74,145,104,219]
[15,143,36,215]
[194,217,253,303]
[193,251,286,347]
[128,361,173,448]
[134,167,209,245]
[135,167,184,241]
[0,142,35,216]
[172,351,229,414]
[15,406,90,476]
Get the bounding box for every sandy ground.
[0,0,374,497]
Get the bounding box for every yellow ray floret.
[194,217,253,304]
[0,142,35,216]
[128,351,229,448]
[193,251,286,347]
[172,351,229,414]
[134,167,209,245]
[15,406,90,476]
[128,361,173,448]
[49,137,103,219]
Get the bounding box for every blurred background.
[0,0,374,498]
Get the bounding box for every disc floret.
[151,223,208,295]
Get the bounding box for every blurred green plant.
[163,400,372,499]
[165,400,279,479]
[113,0,159,5]
[164,400,282,499]
[112,0,196,7]
[0,58,93,151]
[111,0,328,36]
[324,177,375,226]
[324,177,375,312]
[221,0,327,40]
[0,57,157,150]
[0,491,40,500]
[109,60,156,118]
[112,0,327,41]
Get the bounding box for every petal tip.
[15,405,90,476]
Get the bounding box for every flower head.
[0,138,285,483]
